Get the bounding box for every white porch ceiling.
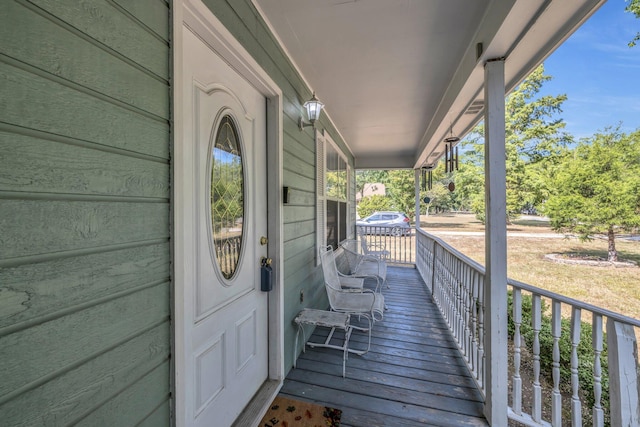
[254,0,605,169]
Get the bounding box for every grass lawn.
[421,213,640,321]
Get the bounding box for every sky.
[539,0,640,140]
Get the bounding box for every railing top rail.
[417,227,486,274]
[417,227,640,328]
[509,277,640,328]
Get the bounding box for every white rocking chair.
[340,239,388,289]
[357,228,390,260]
[319,246,385,353]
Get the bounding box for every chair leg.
[348,316,372,355]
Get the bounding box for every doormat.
[259,395,342,427]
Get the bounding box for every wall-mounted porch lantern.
[298,92,324,130]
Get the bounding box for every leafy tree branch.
[627,0,640,47]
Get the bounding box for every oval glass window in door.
[210,115,244,280]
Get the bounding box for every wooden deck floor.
[281,266,489,427]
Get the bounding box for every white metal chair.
[357,228,390,260]
[319,246,385,352]
[340,239,388,289]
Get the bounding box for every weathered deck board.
[282,266,489,427]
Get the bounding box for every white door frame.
[172,1,285,425]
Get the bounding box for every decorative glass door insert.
[210,114,244,280]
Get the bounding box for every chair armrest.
[338,276,364,289]
[361,254,382,263]
[338,272,380,292]
[337,287,376,294]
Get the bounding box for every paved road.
[426,230,639,241]
[427,230,565,238]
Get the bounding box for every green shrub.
[357,195,392,218]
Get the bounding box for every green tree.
[421,163,458,215]
[454,146,485,217]
[357,194,392,218]
[387,170,416,218]
[459,64,571,221]
[423,183,451,216]
[544,128,640,262]
[627,0,640,47]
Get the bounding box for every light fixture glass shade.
[303,92,324,122]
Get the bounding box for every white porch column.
[483,58,508,426]
[415,168,421,230]
[607,320,640,426]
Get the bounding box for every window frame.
[316,129,352,261]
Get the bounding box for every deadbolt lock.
[260,236,268,246]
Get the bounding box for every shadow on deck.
[281,266,489,427]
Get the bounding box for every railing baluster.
[443,251,451,328]
[451,256,462,348]
[433,245,441,308]
[463,264,471,361]
[477,276,485,389]
[447,252,454,329]
[404,230,409,263]
[592,314,604,427]
[531,294,542,423]
[439,251,446,320]
[452,253,459,341]
[512,288,522,416]
[436,251,442,300]
[430,240,437,293]
[551,299,562,427]
[439,246,445,311]
[470,271,479,379]
[571,307,582,427]
[459,261,465,352]
[452,254,460,344]
[406,231,411,263]
[416,236,422,274]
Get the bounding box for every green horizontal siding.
[1,1,169,118]
[0,200,169,259]
[0,244,169,330]
[26,0,170,79]
[0,323,170,426]
[0,0,171,425]
[0,62,169,158]
[0,132,169,198]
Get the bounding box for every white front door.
[180,26,269,426]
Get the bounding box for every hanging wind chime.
[421,128,460,194]
[421,166,434,191]
[444,128,460,192]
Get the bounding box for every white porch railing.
[356,225,415,265]
[416,228,640,427]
